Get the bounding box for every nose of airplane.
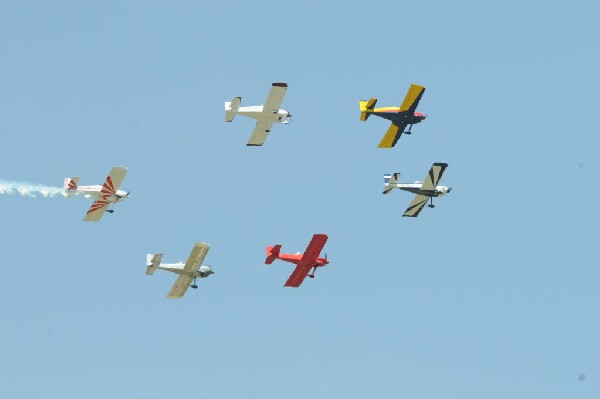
[414,111,426,120]
[115,190,130,201]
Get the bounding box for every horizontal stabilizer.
[63,176,79,189]
[383,173,401,194]
[146,253,163,275]
[63,176,79,197]
[359,98,377,121]
[225,97,241,122]
[265,244,282,264]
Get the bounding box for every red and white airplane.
[265,234,329,287]
[63,166,129,222]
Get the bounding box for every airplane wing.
[166,242,210,299]
[100,166,128,196]
[398,84,425,113]
[83,198,110,222]
[284,234,328,288]
[402,194,429,217]
[263,82,288,113]
[82,166,128,222]
[378,122,407,148]
[247,120,273,146]
[377,84,425,148]
[420,163,448,192]
[166,275,194,299]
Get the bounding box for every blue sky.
[1,1,598,398]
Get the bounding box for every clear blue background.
[1,1,598,398]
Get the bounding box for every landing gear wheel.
[428,204,435,208]
[106,209,114,213]
[191,284,198,289]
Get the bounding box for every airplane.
[383,162,451,217]
[265,234,329,287]
[225,82,292,146]
[63,166,129,222]
[146,242,214,299]
[359,83,426,148]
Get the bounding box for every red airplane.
[265,234,329,287]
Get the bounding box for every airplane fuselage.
[372,108,426,125]
[275,253,328,268]
[392,183,450,197]
[71,185,129,202]
[158,262,214,278]
[237,106,292,124]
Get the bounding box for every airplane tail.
[63,176,79,197]
[383,173,401,194]
[265,244,282,264]
[225,96,241,122]
[146,253,163,275]
[359,98,377,121]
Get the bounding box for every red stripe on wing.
[87,199,109,214]
[101,176,115,195]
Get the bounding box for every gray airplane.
[383,163,451,217]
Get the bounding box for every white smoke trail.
[0,180,68,198]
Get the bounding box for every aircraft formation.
[19,82,450,297]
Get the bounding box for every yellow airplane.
[359,84,426,148]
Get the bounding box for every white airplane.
[63,166,129,222]
[146,242,214,299]
[225,82,292,146]
[383,162,451,217]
